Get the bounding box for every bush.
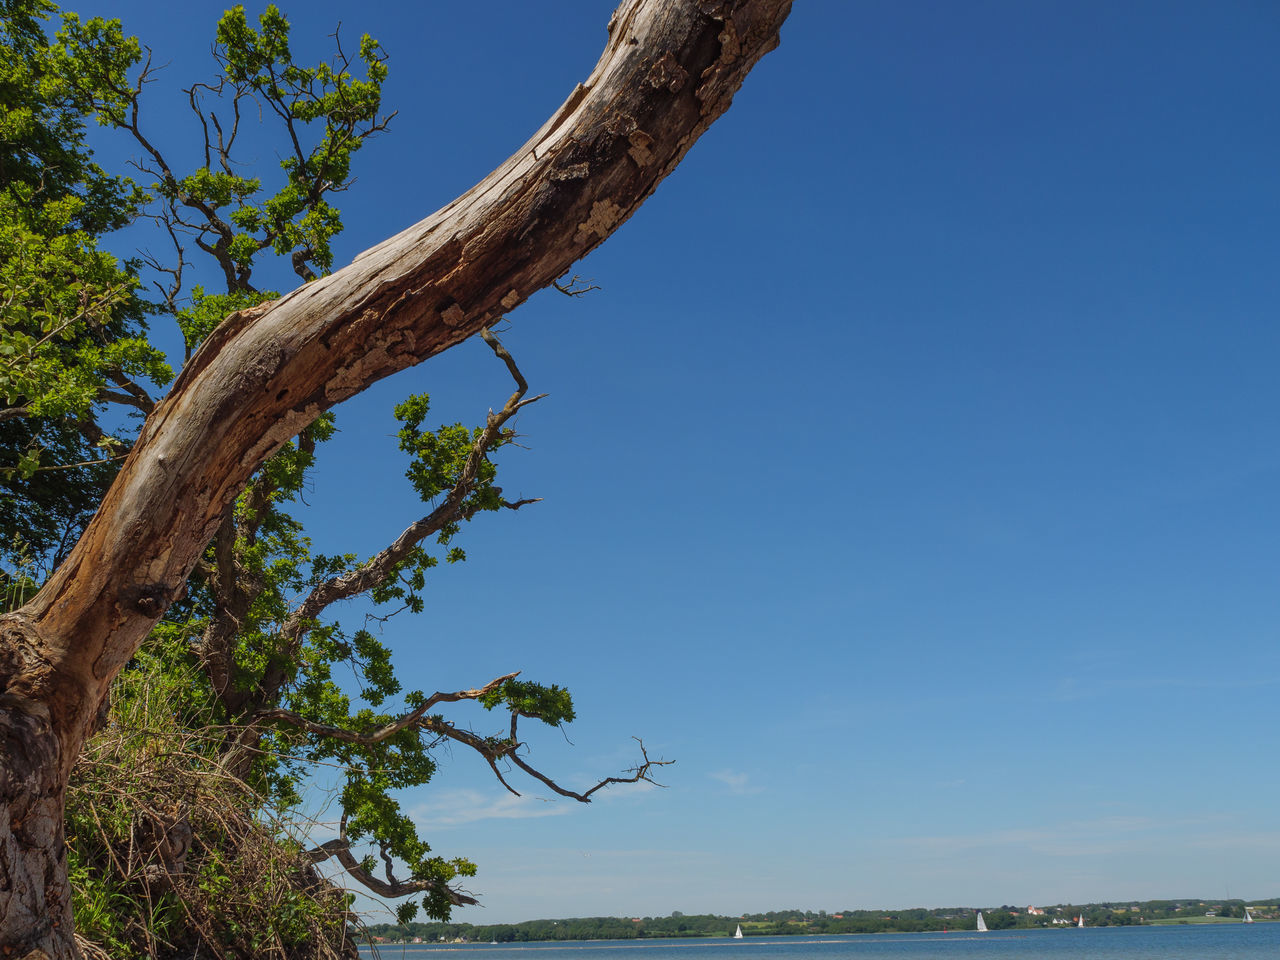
[66,646,360,959]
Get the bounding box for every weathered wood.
[0,1,791,953]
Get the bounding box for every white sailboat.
[733,925,744,939]
[1244,906,1255,923]
[975,911,988,932]
[1077,914,1085,928]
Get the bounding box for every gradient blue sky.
[74,0,1280,925]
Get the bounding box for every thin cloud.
[594,777,661,802]
[899,814,1225,857]
[709,769,763,795]
[1048,673,1280,704]
[410,789,578,827]
[1182,831,1280,853]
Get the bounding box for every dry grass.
[66,658,362,959]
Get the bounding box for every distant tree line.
[361,898,1280,942]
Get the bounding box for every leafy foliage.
[67,636,357,959]
[0,0,165,568]
[54,2,393,294]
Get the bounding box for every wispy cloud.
[594,777,661,802]
[1048,672,1280,705]
[409,789,578,827]
[1124,673,1280,692]
[1181,830,1280,853]
[899,814,1226,858]
[709,769,763,795]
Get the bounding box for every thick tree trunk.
[0,663,72,957]
[0,729,72,960]
[0,0,791,953]
[0,615,93,959]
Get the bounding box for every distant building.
[1025,906,1045,916]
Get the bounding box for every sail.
[975,912,987,932]
[734,925,744,939]
[1077,914,1085,928]
[1244,907,1255,923]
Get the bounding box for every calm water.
[360,925,1280,960]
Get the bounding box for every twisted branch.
[250,672,517,746]
[307,822,478,906]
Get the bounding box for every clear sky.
[72,0,1280,926]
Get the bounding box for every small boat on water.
[1244,907,1255,923]
[1077,914,1085,928]
[976,912,988,932]
[733,925,744,939]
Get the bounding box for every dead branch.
[552,274,601,297]
[250,672,517,746]
[29,455,128,473]
[508,736,672,802]
[421,711,673,804]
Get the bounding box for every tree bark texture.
[0,1,791,954]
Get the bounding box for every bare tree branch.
[552,274,601,297]
[412,712,672,806]
[29,455,128,474]
[251,672,518,746]
[100,377,155,415]
[506,736,672,802]
[139,218,186,326]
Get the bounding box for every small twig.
[27,453,129,473]
[552,274,601,297]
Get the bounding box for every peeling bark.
[0,1,791,953]
[0,639,74,957]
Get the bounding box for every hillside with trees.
[362,898,1280,943]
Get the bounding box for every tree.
[26,4,563,945]
[1,0,643,945]
[0,0,793,956]
[4,2,511,948]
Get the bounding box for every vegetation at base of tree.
[2,0,666,954]
[360,898,1280,942]
[66,647,357,959]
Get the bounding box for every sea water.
[360,924,1280,960]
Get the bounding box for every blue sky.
[73,0,1280,925]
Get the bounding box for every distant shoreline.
[360,898,1277,944]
